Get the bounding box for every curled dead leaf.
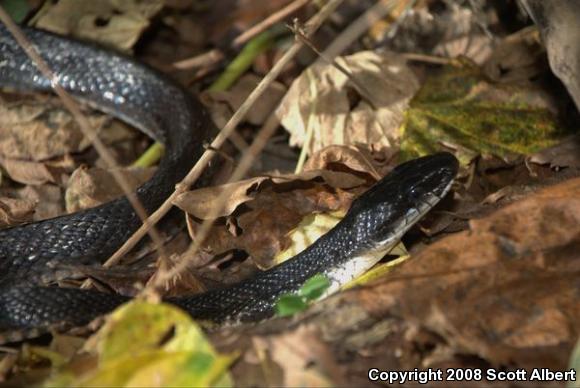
[0,157,72,186]
[185,182,358,270]
[303,145,393,180]
[529,135,580,169]
[173,170,366,220]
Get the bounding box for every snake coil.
[0,26,458,341]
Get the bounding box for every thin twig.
[105,0,347,271]
[401,52,452,65]
[0,7,170,274]
[173,0,311,70]
[290,20,378,110]
[321,0,405,61]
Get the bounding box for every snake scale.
[0,26,458,341]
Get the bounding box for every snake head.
[346,152,459,249]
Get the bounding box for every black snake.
[0,26,458,341]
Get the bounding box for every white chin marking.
[321,240,397,298]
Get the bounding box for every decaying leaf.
[0,96,109,162]
[401,63,571,163]
[32,0,164,51]
[245,326,342,386]
[173,169,366,220]
[483,27,545,83]
[274,211,345,265]
[187,183,357,270]
[0,197,35,227]
[277,51,419,156]
[65,165,155,213]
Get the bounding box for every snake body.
[0,26,458,340]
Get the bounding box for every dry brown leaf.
[17,185,64,221]
[65,165,155,213]
[276,51,419,155]
[0,155,75,186]
[529,135,580,169]
[251,325,343,386]
[187,183,357,269]
[173,170,366,220]
[384,5,493,64]
[1,158,57,186]
[303,145,393,180]
[483,27,545,83]
[0,97,110,161]
[349,177,580,369]
[0,197,35,228]
[32,0,163,51]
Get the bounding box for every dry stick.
[0,9,170,271]
[291,21,379,110]
[173,0,311,70]
[320,0,406,61]
[106,0,346,272]
[401,52,452,65]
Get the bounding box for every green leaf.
[274,274,331,317]
[1,0,30,22]
[275,294,308,317]
[401,64,572,164]
[298,274,331,301]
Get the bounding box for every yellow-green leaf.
[401,64,571,163]
[46,301,234,387]
[92,301,214,362]
[124,351,234,387]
